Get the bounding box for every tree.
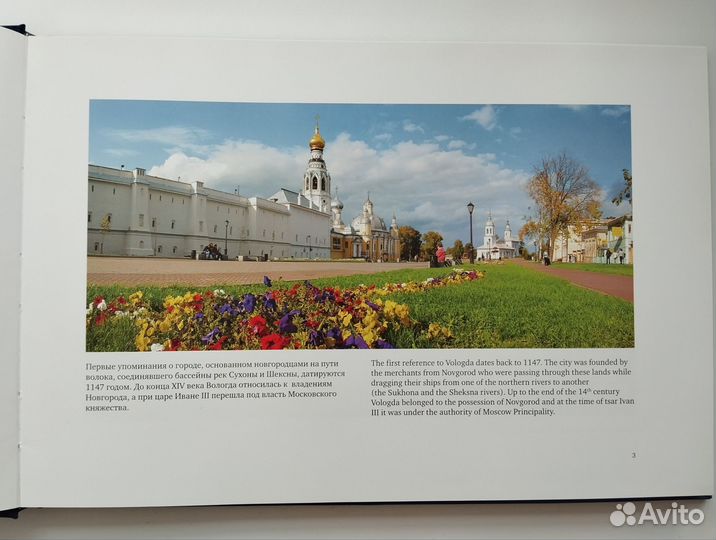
[398,225,422,261]
[448,239,464,261]
[420,231,443,261]
[464,242,474,262]
[612,168,632,206]
[521,153,602,260]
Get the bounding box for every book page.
[19,37,712,507]
[0,28,26,511]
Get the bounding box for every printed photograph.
[86,101,634,351]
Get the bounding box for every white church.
[87,121,400,261]
[474,213,520,260]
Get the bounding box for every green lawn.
[550,262,633,277]
[87,264,634,350]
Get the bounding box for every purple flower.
[242,294,256,313]
[264,292,277,311]
[218,303,235,316]
[308,330,324,347]
[366,300,381,312]
[326,327,343,345]
[201,327,220,344]
[278,310,301,334]
[376,339,395,349]
[263,275,272,287]
[345,335,369,349]
[195,313,205,320]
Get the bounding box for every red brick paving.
[509,259,633,302]
[87,257,427,287]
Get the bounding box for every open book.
[1,28,712,511]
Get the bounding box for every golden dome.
[309,126,325,150]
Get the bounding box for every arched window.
[321,177,326,191]
[305,179,309,190]
[312,177,318,190]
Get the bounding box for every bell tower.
[301,116,331,213]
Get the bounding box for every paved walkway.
[509,259,633,302]
[87,257,427,287]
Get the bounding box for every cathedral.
[474,213,519,260]
[87,121,400,262]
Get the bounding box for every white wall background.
[0,1,714,538]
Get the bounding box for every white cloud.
[402,120,424,133]
[434,134,450,142]
[558,105,588,112]
[447,140,466,149]
[601,106,630,118]
[104,148,139,158]
[373,133,392,142]
[509,127,523,139]
[460,105,498,131]
[146,134,531,245]
[105,126,213,155]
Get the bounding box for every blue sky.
[89,101,632,246]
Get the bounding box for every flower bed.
[86,269,482,351]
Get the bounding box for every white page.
[19,37,712,507]
[0,28,26,512]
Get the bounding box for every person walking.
[436,244,447,267]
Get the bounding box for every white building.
[87,121,397,261]
[474,213,519,260]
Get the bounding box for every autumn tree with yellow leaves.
[519,153,602,260]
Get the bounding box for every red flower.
[261,333,290,350]
[194,294,203,302]
[166,339,182,351]
[248,315,268,336]
[167,305,175,313]
[208,336,228,350]
[286,284,300,297]
[93,296,104,308]
[117,296,127,305]
[95,312,108,326]
[306,319,319,329]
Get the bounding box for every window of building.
[263,229,266,237]
[106,214,111,223]
[172,246,177,254]
[171,197,174,203]
[138,214,144,227]
[139,240,144,248]
[88,212,92,223]
[214,224,218,233]
[159,195,162,201]
[91,185,94,192]
[230,226,233,235]
[94,242,99,251]
[199,221,204,232]
[321,178,326,191]
[150,194,152,200]
[157,245,162,253]
[332,237,342,250]
[312,177,318,189]
[151,218,156,228]
[171,220,175,229]
[113,188,116,195]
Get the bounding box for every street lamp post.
[224,220,229,259]
[307,235,312,260]
[467,201,475,264]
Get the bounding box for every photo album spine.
[0,27,27,513]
